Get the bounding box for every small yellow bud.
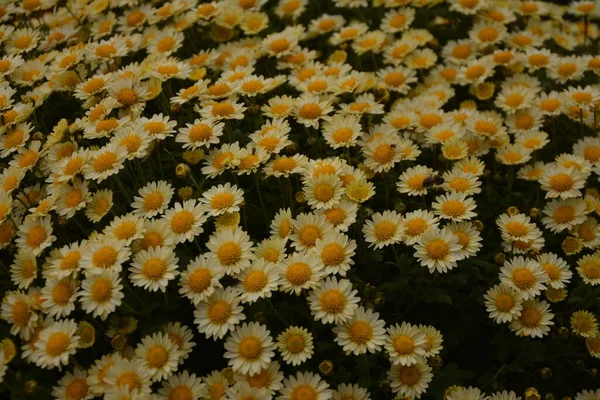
[175,163,191,178]
[77,321,96,348]
[178,187,193,201]
[0,338,16,363]
[319,360,334,376]
[295,191,306,203]
[183,150,205,165]
[111,334,127,351]
[507,206,519,216]
[494,252,506,265]
[525,387,541,400]
[24,380,38,394]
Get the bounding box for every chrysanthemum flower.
[79,270,124,320]
[194,287,246,340]
[277,326,314,366]
[542,198,587,233]
[33,319,79,370]
[329,307,387,356]
[163,200,208,243]
[414,227,462,273]
[201,183,244,216]
[223,322,276,375]
[509,299,554,338]
[179,254,224,305]
[236,259,280,304]
[279,371,332,400]
[158,371,207,400]
[81,236,130,275]
[134,332,181,382]
[387,359,433,399]
[307,277,359,325]
[484,284,524,324]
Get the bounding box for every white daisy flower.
[333,306,386,355]
[194,287,246,340]
[129,246,179,292]
[307,277,360,325]
[134,332,182,382]
[499,256,549,300]
[223,322,276,376]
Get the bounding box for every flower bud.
[525,388,541,400]
[178,187,193,201]
[494,253,506,265]
[175,163,191,178]
[319,360,334,376]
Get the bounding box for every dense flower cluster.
[0,0,599,399]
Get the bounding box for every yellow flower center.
[553,205,575,224]
[243,270,268,292]
[373,144,395,164]
[212,103,235,117]
[320,289,346,313]
[217,242,242,266]
[394,335,414,354]
[93,152,117,173]
[299,103,322,119]
[142,192,163,211]
[26,226,47,248]
[14,35,32,49]
[478,27,498,42]
[210,192,235,211]
[465,65,486,80]
[207,300,231,324]
[520,308,542,327]
[4,129,24,149]
[45,332,70,357]
[94,198,110,217]
[92,246,117,269]
[321,243,345,266]
[142,258,167,280]
[188,268,212,293]
[291,385,317,400]
[505,93,524,108]
[169,385,194,400]
[115,88,139,107]
[404,218,428,237]
[52,282,73,305]
[441,200,466,217]
[65,378,88,400]
[419,113,443,129]
[157,37,175,53]
[495,293,515,311]
[157,65,179,76]
[286,262,311,285]
[238,336,262,360]
[512,267,535,289]
[115,372,141,391]
[348,321,372,344]
[397,365,420,385]
[242,80,264,93]
[549,173,574,192]
[374,221,396,241]
[557,63,577,77]
[286,334,305,353]
[147,345,168,368]
[324,208,346,226]
[269,38,290,53]
[171,210,194,234]
[298,225,321,247]
[17,149,38,169]
[114,221,137,240]
[426,239,449,260]
[91,278,112,302]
